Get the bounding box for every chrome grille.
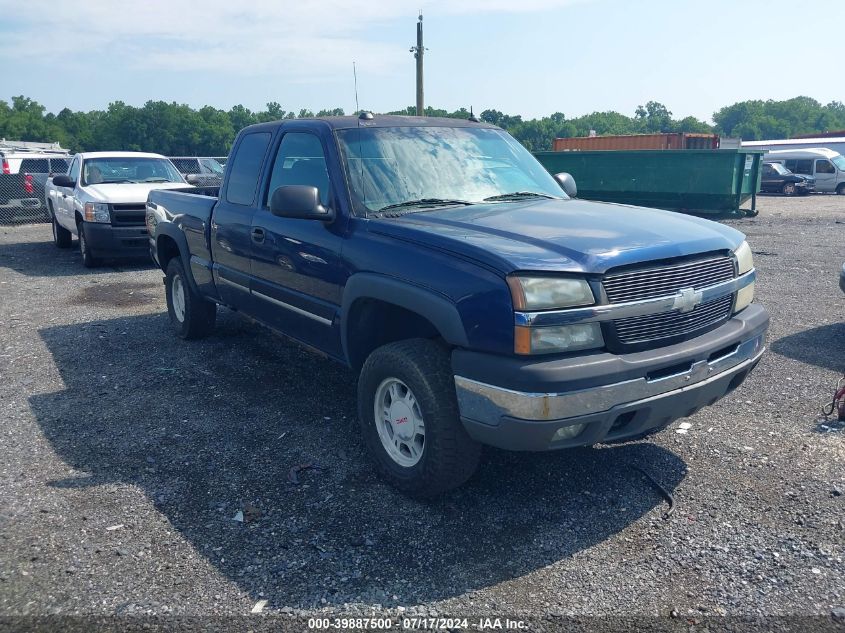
[603,255,736,347]
[603,256,735,303]
[612,295,733,344]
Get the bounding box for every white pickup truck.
[45,151,189,267]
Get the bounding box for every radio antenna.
[353,61,360,114]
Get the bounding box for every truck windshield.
[82,158,184,185]
[832,155,845,171]
[336,126,564,215]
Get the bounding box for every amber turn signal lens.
[514,326,532,354]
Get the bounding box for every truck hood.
[81,181,188,203]
[368,198,745,274]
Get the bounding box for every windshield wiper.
[143,178,171,183]
[483,191,557,202]
[376,198,474,213]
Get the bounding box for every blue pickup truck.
[148,114,769,497]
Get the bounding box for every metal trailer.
[552,132,720,152]
[534,148,765,217]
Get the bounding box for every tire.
[78,223,101,268]
[357,338,481,498]
[781,182,796,196]
[165,257,216,339]
[837,184,845,196]
[51,206,72,248]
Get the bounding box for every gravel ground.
[1,195,844,631]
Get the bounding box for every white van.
[762,148,845,194]
[743,137,845,156]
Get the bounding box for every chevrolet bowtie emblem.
[672,287,703,313]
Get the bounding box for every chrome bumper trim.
[454,333,765,424]
[514,269,755,327]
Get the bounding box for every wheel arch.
[341,274,468,371]
[156,223,202,295]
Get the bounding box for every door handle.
[251,227,265,243]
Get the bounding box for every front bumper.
[453,303,769,451]
[81,221,150,258]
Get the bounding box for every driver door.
[249,130,346,358]
[814,159,836,192]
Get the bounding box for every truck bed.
[148,186,220,264]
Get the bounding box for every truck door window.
[50,158,69,174]
[171,158,201,174]
[68,158,80,182]
[265,132,330,207]
[225,132,272,206]
[816,159,835,174]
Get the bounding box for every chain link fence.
[0,153,70,225]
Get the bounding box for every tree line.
[2,95,844,156]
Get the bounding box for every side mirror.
[52,174,75,188]
[554,172,577,198]
[185,174,200,185]
[269,185,334,222]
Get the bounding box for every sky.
[1,0,843,123]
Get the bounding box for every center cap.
[389,402,414,441]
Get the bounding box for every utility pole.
[409,13,425,116]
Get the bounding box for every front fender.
[340,273,469,362]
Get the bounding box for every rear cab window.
[225,133,272,206]
[20,158,49,173]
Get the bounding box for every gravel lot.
[1,195,844,631]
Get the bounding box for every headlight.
[515,323,603,355]
[734,240,754,313]
[507,275,595,310]
[83,202,110,223]
[735,240,753,274]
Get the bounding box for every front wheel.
[357,339,481,498]
[165,257,216,339]
[781,182,796,196]
[51,208,72,248]
[78,224,101,267]
[837,184,845,196]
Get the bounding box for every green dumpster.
[533,149,764,216]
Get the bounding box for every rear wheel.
[165,257,216,339]
[78,224,101,267]
[781,182,796,196]
[357,338,481,498]
[51,207,72,248]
